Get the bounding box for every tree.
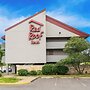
[82,48,90,57]
[59,37,90,74]
[59,53,89,74]
[0,45,4,61]
[64,37,90,54]
[0,44,5,71]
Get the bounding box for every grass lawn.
[0,78,20,83]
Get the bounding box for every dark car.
[0,68,12,73]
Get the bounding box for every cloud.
[0,16,27,35]
[0,8,90,37]
[0,15,27,43]
[0,5,30,35]
[47,10,90,28]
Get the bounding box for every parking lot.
[0,78,90,90]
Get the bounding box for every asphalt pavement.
[0,78,90,90]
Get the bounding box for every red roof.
[1,9,90,40]
[1,35,5,40]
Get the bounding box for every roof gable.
[46,15,89,38]
[1,10,90,40]
[5,9,46,31]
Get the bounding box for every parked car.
[0,68,12,73]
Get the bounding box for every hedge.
[53,65,69,75]
[42,64,54,75]
[18,69,29,76]
[29,70,37,75]
[42,64,69,75]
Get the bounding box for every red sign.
[28,20,44,44]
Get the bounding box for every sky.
[0,0,90,43]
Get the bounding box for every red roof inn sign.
[29,20,44,44]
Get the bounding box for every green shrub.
[42,64,54,75]
[29,70,37,75]
[53,65,69,75]
[18,69,29,76]
[37,70,42,75]
[52,65,58,75]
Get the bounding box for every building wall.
[46,21,79,62]
[5,11,46,64]
[46,49,68,62]
[46,41,67,49]
[46,21,79,37]
[5,12,81,64]
[17,65,43,71]
[46,38,68,49]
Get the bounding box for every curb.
[31,77,40,82]
[41,76,90,79]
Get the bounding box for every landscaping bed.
[0,77,20,83]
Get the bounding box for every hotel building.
[1,9,90,73]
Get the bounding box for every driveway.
[0,78,90,90]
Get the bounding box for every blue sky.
[0,0,90,43]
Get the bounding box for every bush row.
[18,69,42,76]
[18,64,69,76]
[42,64,69,75]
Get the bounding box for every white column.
[11,65,16,74]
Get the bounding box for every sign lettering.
[28,21,44,44]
